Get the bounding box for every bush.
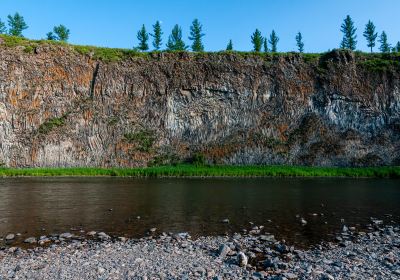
[38,115,68,134]
[191,152,206,166]
[124,129,156,152]
[359,58,400,72]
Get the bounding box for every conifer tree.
[166,24,187,51]
[379,31,390,53]
[226,39,233,51]
[137,24,149,51]
[263,38,269,53]
[340,15,357,50]
[53,25,70,42]
[7,12,28,37]
[395,42,400,53]
[363,20,377,52]
[269,30,279,52]
[150,21,163,50]
[189,19,205,52]
[251,29,263,52]
[296,32,304,53]
[0,18,6,34]
[46,32,57,40]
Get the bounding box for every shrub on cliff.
[38,116,67,134]
[190,153,207,166]
[124,129,156,153]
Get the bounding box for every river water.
[0,177,399,247]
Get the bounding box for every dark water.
[0,177,399,247]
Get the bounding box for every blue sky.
[1,0,399,52]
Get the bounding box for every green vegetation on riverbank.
[0,165,399,178]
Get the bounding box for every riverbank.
[0,165,400,178]
[0,223,398,279]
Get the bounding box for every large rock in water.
[0,44,399,167]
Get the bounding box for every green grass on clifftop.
[0,165,399,178]
[2,34,400,66]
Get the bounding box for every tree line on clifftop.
[1,12,399,53]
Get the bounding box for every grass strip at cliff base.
[0,165,399,178]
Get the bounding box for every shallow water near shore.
[0,177,399,247]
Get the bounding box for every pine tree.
[263,38,269,53]
[395,42,400,53]
[7,12,28,37]
[296,32,304,53]
[46,32,57,40]
[137,24,149,51]
[166,24,187,51]
[150,21,163,50]
[53,25,70,42]
[251,29,263,52]
[363,20,377,52]
[189,19,205,52]
[379,31,390,53]
[340,15,357,50]
[226,39,233,51]
[0,18,6,34]
[269,30,279,52]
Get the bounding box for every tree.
[226,39,233,51]
[53,25,70,42]
[0,18,6,34]
[150,21,163,50]
[7,12,28,37]
[46,32,57,40]
[263,38,269,53]
[251,29,263,52]
[379,31,390,53]
[340,15,357,50]
[189,19,205,52]
[363,20,377,52]
[269,30,279,52]
[166,24,187,51]
[137,24,149,51]
[296,32,304,53]
[395,42,400,53]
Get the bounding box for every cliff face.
[0,43,399,167]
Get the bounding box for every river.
[0,177,399,247]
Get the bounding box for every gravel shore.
[0,223,399,280]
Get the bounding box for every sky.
[1,0,399,52]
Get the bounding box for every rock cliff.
[0,40,399,167]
